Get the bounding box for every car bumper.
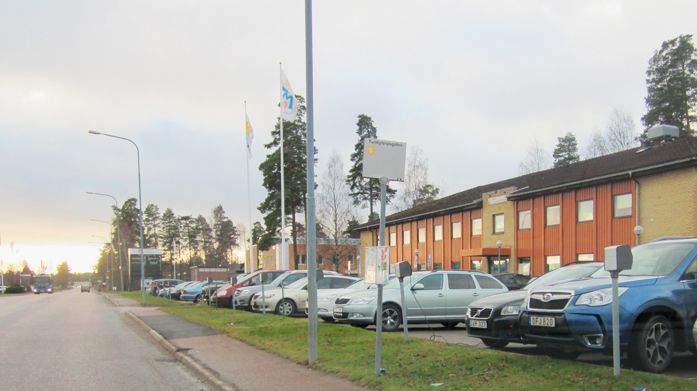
[521,310,613,350]
[250,297,279,312]
[466,315,523,342]
[332,303,375,325]
[180,293,199,301]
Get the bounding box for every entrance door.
[487,257,510,274]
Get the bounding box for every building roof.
[355,137,697,231]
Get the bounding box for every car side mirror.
[412,283,425,291]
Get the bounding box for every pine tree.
[642,34,697,138]
[143,204,161,248]
[346,114,396,220]
[553,132,580,168]
[212,205,239,267]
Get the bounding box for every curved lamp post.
[87,192,125,292]
[88,130,146,305]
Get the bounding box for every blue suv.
[520,238,697,373]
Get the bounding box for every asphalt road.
[0,289,209,391]
[406,324,697,380]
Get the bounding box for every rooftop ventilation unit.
[646,124,679,140]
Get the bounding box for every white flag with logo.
[280,69,297,121]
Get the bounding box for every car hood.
[469,290,527,308]
[530,276,658,295]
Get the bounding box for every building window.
[390,232,397,247]
[418,227,426,243]
[452,221,461,239]
[434,225,443,241]
[451,261,461,270]
[317,255,323,264]
[518,257,531,276]
[613,193,633,218]
[545,255,561,272]
[493,214,505,234]
[518,210,531,230]
[577,253,594,262]
[577,200,594,222]
[472,218,482,236]
[403,230,411,245]
[546,205,560,226]
[298,255,306,265]
[471,259,482,271]
[434,262,443,270]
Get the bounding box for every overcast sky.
[1,1,695,272]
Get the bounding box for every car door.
[444,272,477,318]
[676,257,697,346]
[408,273,446,320]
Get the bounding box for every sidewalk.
[105,294,369,391]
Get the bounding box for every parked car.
[466,262,603,348]
[493,273,531,290]
[250,275,360,316]
[148,279,183,296]
[169,281,197,300]
[180,281,227,303]
[199,283,227,304]
[231,270,339,309]
[214,270,286,308]
[306,279,378,322]
[520,238,697,372]
[80,283,91,293]
[333,270,508,331]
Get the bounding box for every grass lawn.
[119,292,695,390]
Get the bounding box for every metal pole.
[375,177,387,374]
[399,278,408,341]
[305,0,318,365]
[279,64,287,271]
[611,271,620,377]
[245,101,254,275]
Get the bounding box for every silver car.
[333,271,508,331]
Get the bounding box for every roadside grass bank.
[119,292,695,390]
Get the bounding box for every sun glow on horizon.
[0,243,100,274]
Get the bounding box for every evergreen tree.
[196,215,215,267]
[343,218,361,239]
[346,114,395,218]
[642,34,697,138]
[553,132,580,168]
[258,95,316,269]
[413,184,440,207]
[212,205,239,267]
[114,198,141,248]
[143,204,161,248]
[251,221,265,268]
[55,261,71,289]
[160,209,181,264]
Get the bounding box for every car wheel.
[441,322,459,329]
[482,338,509,348]
[541,346,580,360]
[381,304,402,332]
[193,294,201,304]
[276,299,296,316]
[629,315,674,373]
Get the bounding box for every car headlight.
[350,297,375,305]
[576,288,627,306]
[262,293,275,299]
[237,289,249,296]
[500,304,521,316]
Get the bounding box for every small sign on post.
[365,246,390,285]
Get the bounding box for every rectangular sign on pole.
[365,246,390,285]
[362,139,407,181]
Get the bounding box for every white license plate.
[529,315,555,327]
[469,319,487,329]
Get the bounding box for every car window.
[683,259,697,280]
[448,273,476,289]
[331,278,355,289]
[283,273,306,285]
[475,275,504,289]
[592,243,697,277]
[317,278,333,289]
[414,274,443,290]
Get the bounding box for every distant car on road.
[31,274,53,294]
[81,283,91,293]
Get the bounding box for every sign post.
[362,138,406,375]
[604,245,633,377]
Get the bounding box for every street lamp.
[87,192,125,291]
[496,240,503,274]
[88,130,146,305]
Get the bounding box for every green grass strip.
[118,292,695,390]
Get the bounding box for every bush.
[5,285,25,294]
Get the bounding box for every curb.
[104,294,237,391]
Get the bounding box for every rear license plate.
[529,315,555,327]
[469,319,487,329]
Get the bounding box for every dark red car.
[215,270,286,308]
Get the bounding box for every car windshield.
[286,277,308,289]
[383,272,428,289]
[346,280,367,289]
[592,242,697,278]
[525,263,602,290]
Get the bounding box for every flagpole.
[245,101,254,273]
[279,63,287,270]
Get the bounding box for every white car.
[250,275,360,316]
[305,279,376,322]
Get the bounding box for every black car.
[493,273,531,290]
[466,262,603,348]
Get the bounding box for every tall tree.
[196,215,215,267]
[251,221,265,268]
[343,218,361,239]
[143,204,161,248]
[318,153,354,270]
[584,131,609,159]
[54,261,71,289]
[606,109,638,152]
[642,34,697,138]
[519,139,551,174]
[160,208,181,261]
[553,132,580,168]
[212,205,239,267]
[258,95,316,269]
[397,146,440,210]
[114,198,140,248]
[346,114,396,220]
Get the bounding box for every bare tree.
[584,131,609,159]
[397,146,440,211]
[318,151,354,271]
[519,139,551,174]
[606,109,638,153]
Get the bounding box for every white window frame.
[472,218,482,236]
[452,221,462,239]
[546,205,560,226]
[434,225,443,241]
[403,230,411,245]
[613,193,633,218]
[577,200,594,223]
[493,214,505,234]
[546,255,561,271]
[389,232,397,247]
[418,227,426,243]
[518,210,531,230]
